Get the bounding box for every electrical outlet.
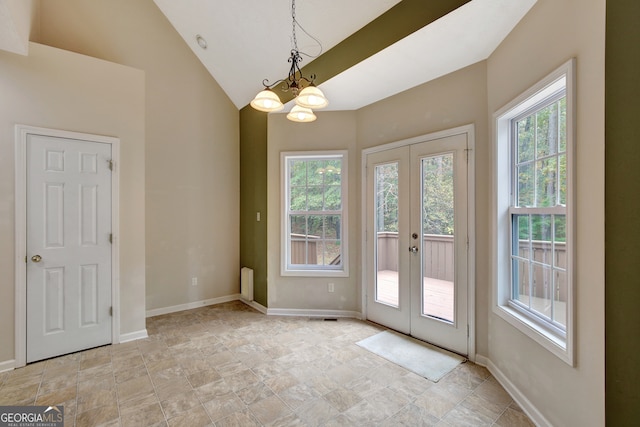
[328,282,335,293]
[191,277,198,286]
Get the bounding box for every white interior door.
[366,133,469,355]
[26,134,113,363]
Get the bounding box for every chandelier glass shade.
[295,85,329,109]
[250,0,328,121]
[287,105,317,123]
[250,88,284,112]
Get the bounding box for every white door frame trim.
[361,124,476,361]
[14,125,121,367]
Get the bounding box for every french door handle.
[409,246,419,253]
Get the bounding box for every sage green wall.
[605,0,640,424]
[239,0,471,307]
[240,107,268,306]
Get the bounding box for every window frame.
[493,59,576,366]
[281,151,349,277]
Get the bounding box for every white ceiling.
[153,0,537,111]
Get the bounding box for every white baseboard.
[146,294,241,317]
[474,354,490,367]
[485,358,551,427]
[0,359,15,373]
[119,329,148,343]
[266,308,362,319]
[240,299,268,314]
[146,295,362,321]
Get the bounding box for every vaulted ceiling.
[0,0,537,111]
[153,0,538,111]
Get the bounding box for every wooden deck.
[376,269,454,322]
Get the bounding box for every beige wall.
[265,0,606,421]
[265,63,487,340]
[487,0,605,425]
[0,0,37,55]
[267,112,359,311]
[37,0,240,311]
[266,63,487,338]
[357,62,489,355]
[0,42,146,362]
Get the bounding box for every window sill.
[281,269,348,278]
[493,303,574,366]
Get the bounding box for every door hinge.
[467,324,470,337]
[109,233,113,244]
[108,159,114,171]
[109,306,113,316]
[25,255,27,263]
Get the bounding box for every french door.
[365,133,469,355]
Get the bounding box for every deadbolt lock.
[412,233,418,239]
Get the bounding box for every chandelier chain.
[258,0,323,95]
[251,0,328,119]
[291,0,298,52]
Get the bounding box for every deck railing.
[376,232,567,301]
[290,233,319,265]
[376,232,454,281]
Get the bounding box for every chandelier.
[250,0,328,122]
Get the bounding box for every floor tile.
[494,407,536,427]
[202,392,245,422]
[76,389,116,414]
[277,382,319,409]
[235,382,274,405]
[117,374,155,402]
[160,389,200,419]
[166,403,212,427]
[294,398,340,427]
[323,387,362,412]
[120,402,166,427]
[343,399,389,425]
[216,410,261,427]
[249,394,292,424]
[0,301,534,427]
[75,403,119,427]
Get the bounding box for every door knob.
[31,254,42,263]
[409,246,419,253]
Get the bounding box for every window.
[494,59,575,365]
[282,152,348,276]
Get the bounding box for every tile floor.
[0,301,535,426]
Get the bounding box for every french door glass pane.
[421,153,455,322]
[375,163,399,307]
